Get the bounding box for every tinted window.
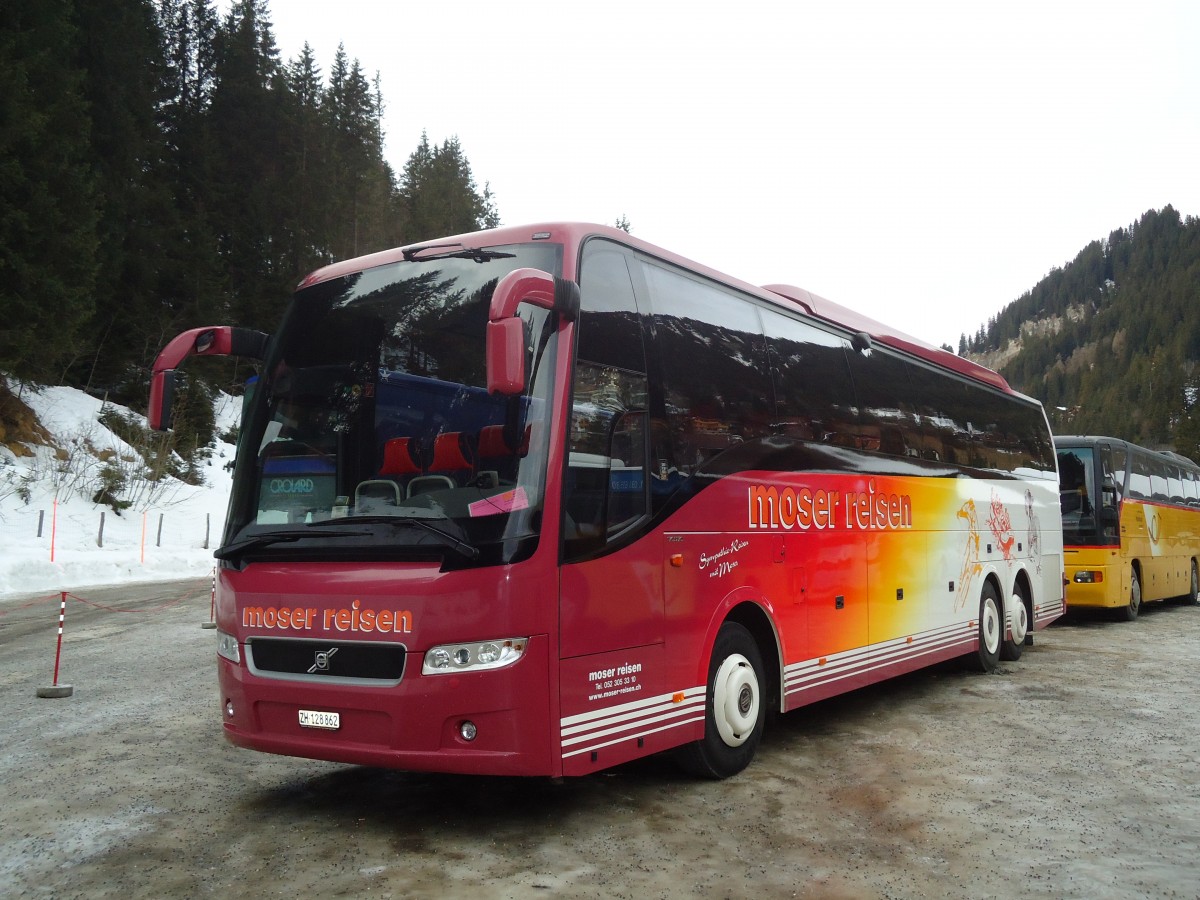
[576,242,646,374]
[905,362,973,464]
[1058,447,1095,519]
[565,244,652,561]
[845,347,921,457]
[642,262,772,475]
[1168,467,1184,503]
[1110,444,1128,498]
[760,308,855,445]
[1128,453,1152,499]
[1150,458,1169,501]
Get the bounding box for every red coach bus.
[150,223,1064,778]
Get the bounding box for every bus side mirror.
[487,318,527,395]
[148,369,176,431]
[485,267,579,396]
[148,326,269,430]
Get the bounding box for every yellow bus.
[1055,435,1200,619]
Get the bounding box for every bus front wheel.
[1186,561,1199,606]
[676,622,765,779]
[973,582,1002,672]
[1121,567,1142,621]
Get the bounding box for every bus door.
[557,244,668,773]
[1096,442,1122,544]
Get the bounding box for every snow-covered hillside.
[0,381,236,597]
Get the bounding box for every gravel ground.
[2,579,1198,899]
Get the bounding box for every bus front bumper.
[216,636,557,777]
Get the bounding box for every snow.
[0,381,237,599]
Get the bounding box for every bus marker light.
[672,692,686,703]
[670,554,684,568]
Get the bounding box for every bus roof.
[297,221,1014,395]
[1055,435,1200,469]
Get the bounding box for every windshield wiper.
[214,527,371,561]
[401,244,515,264]
[322,515,480,560]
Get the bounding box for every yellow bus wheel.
[1120,567,1142,622]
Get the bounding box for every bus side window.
[760,308,855,450]
[1127,454,1151,500]
[564,363,649,556]
[640,261,771,477]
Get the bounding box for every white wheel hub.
[982,597,1001,655]
[712,653,759,747]
[1010,597,1028,645]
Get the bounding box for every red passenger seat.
[379,437,422,476]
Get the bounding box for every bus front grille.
[246,637,407,684]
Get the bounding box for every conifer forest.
[2,1,1199,466]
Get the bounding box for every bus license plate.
[298,709,340,731]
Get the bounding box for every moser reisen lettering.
[242,599,413,633]
[748,480,913,531]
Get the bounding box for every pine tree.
[0,0,100,384]
[69,0,178,395]
[156,0,224,331]
[400,134,499,240]
[209,0,290,329]
[279,43,329,273]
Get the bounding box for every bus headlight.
[1073,571,1104,584]
[423,638,527,675]
[216,629,240,664]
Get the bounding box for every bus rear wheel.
[676,622,765,779]
[1000,583,1029,661]
[1121,567,1142,621]
[973,582,1002,672]
[1185,561,1199,606]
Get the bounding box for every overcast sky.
[252,0,1199,349]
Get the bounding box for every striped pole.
[201,569,217,629]
[37,592,74,698]
[49,499,58,562]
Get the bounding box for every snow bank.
[0,382,237,598]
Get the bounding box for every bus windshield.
[1057,445,1115,545]
[224,242,562,566]
[1058,447,1094,519]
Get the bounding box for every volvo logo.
[308,646,339,674]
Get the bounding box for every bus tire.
[1000,583,1029,661]
[1121,567,1142,621]
[1186,561,1199,606]
[973,582,1002,672]
[676,622,765,779]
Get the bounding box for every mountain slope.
[964,206,1200,456]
